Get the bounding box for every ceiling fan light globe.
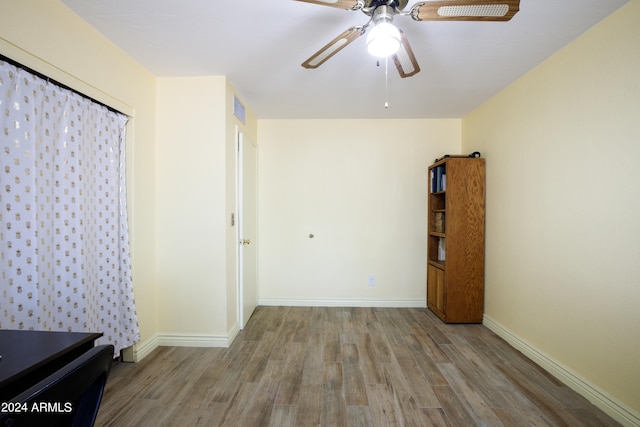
[366,22,401,57]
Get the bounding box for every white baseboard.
[157,332,234,348]
[133,335,159,362]
[131,326,241,362]
[258,298,426,308]
[227,323,240,345]
[483,315,640,427]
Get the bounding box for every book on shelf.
[434,212,444,233]
[430,165,446,193]
[430,169,434,193]
[438,237,446,261]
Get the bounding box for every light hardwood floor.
[96,306,619,426]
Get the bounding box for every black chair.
[0,344,114,427]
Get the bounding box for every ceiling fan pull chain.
[385,56,390,109]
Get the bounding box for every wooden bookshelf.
[427,157,485,323]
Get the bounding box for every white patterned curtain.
[0,60,139,354]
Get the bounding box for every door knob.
[240,239,251,245]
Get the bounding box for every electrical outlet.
[368,275,376,286]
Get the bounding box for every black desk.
[0,330,103,401]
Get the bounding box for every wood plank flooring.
[95,306,619,426]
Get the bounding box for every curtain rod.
[0,53,124,116]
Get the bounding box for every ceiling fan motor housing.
[364,0,408,11]
[372,5,396,23]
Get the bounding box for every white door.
[237,130,258,329]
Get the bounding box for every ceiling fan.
[297,0,520,78]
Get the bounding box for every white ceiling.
[60,0,628,119]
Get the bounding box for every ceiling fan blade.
[302,26,365,69]
[294,0,362,10]
[411,0,520,22]
[393,30,420,78]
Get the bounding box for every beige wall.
[0,0,158,353]
[463,0,640,422]
[257,119,460,306]
[155,77,228,338]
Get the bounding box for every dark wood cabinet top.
[0,330,103,398]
